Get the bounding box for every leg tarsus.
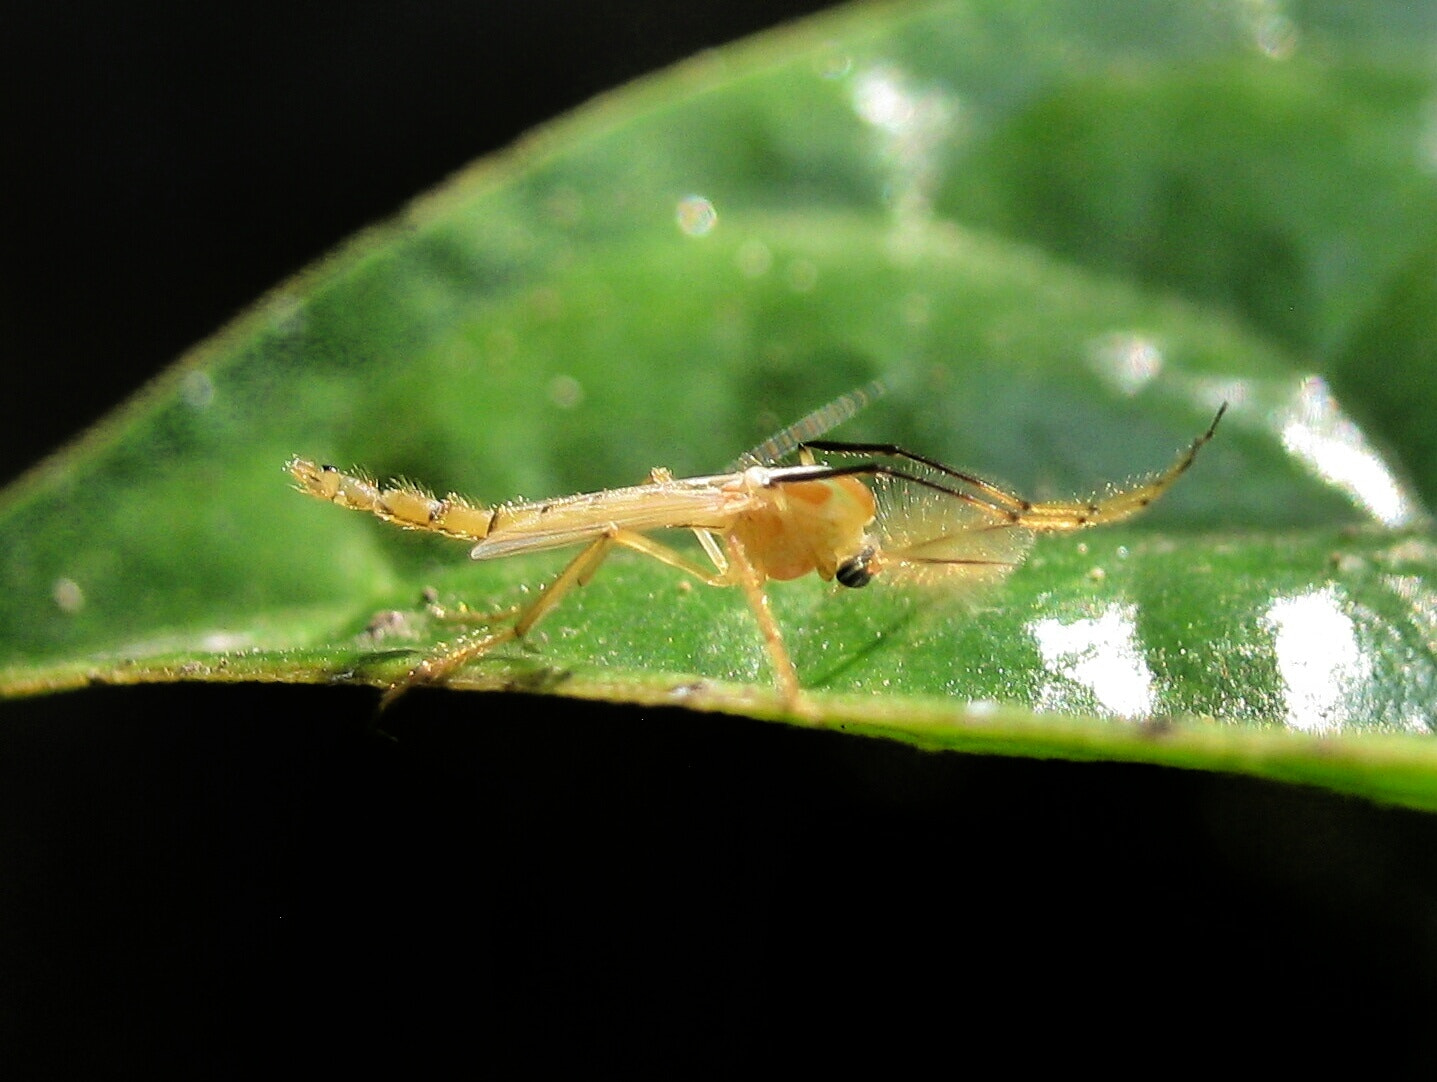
[379,626,520,710]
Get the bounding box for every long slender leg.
[608,530,730,586]
[798,403,1227,532]
[379,533,617,708]
[618,530,812,714]
[799,443,1032,512]
[1010,403,1227,528]
[691,529,728,576]
[723,533,807,716]
[426,524,729,624]
[380,528,735,708]
[378,625,523,710]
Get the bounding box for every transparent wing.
[796,403,1227,590]
[866,461,1035,590]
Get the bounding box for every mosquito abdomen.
[287,456,496,542]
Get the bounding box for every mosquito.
[287,386,1225,714]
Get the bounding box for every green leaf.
[5,0,1437,809]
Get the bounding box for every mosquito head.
[835,545,878,588]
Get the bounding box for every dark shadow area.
[3,683,1435,1074]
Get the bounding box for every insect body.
[288,391,1225,714]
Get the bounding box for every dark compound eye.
[836,547,876,588]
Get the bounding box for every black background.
[5,3,1437,1075]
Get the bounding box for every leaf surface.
[5,0,1437,808]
